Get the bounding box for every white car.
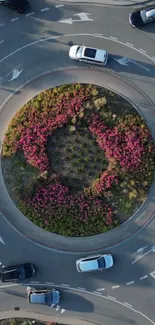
[76,254,113,273]
[69,45,108,66]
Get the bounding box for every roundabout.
[0,1,155,325]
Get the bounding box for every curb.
[54,0,155,6]
[0,311,98,325]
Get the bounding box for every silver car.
[69,45,108,66]
[76,254,113,273]
[27,288,60,306]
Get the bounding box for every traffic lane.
[0,34,154,87]
[0,286,153,325]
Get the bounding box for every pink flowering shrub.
[93,171,118,194]
[89,113,151,170]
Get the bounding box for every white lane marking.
[40,7,49,12]
[110,36,117,40]
[138,311,155,325]
[30,281,39,284]
[61,284,70,287]
[0,23,4,28]
[9,68,23,82]
[152,57,155,60]
[131,59,150,72]
[55,4,64,7]
[0,262,2,265]
[0,33,155,66]
[59,12,93,24]
[0,236,5,245]
[140,48,146,53]
[0,283,19,288]
[140,275,148,280]
[112,285,120,289]
[126,42,133,47]
[56,305,60,311]
[108,295,116,300]
[124,302,132,307]
[150,271,155,279]
[26,12,34,17]
[77,287,86,290]
[126,281,135,285]
[97,288,105,291]
[95,33,103,36]
[11,17,19,22]
[0,40,4,44]
[132,248,153,264]
[45,282,54,285]
[61,308,66,314]
[93,291,102,295]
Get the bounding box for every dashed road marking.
[124,302,132,307]
[95,33,103,37]
[112,285,120,289]
[126,281,135,285]
[61,284,70,287]
[140,275,148,280]
[11,17,19,22]
[45,282,54,285]
[77,287,86,291]
[110,36,117,40]
[126,42,133,47]
[0,283,19,288]
[40,7,49,12]
[97,288,105,291]
[0,40,4,44]
[93,291,102,295]
[152,57,155,60]
[55,4,64,7]
[26,12,34,17]
[139,48,146,53]
[0,23,4,28]
[108,295,116,300]
[30,281,39,284]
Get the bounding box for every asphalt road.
[0,1,155,324]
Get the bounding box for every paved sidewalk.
[57,0,155,6]
[0,310,95,325]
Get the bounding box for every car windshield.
[98,257,105,269]
[18,266,25,280]
[45,292,51,304]
[76,46,83,58]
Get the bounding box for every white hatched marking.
[97,288,105,291]
[112,285,120,289]
[40,7,49,12]
[26,12,34,17]
[126,281,135,285]
[140,275,148,280]
[11,17,19,22]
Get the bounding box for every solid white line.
[112,285,120,289]
[126,281,135,285]
[126,42,133,47]
[55,4,64,7]
[26,12,34,17]
[11,17,19,22]
[140,275,148,280]
[124,302,132,307]
[97,288,105,291]
[93,291,102,295]
[110,36,118,40]
[138,311,155,325]
[45,282,54,285]
[61,284,70,287]
[0,23,4,27]
[0,283,19,288]
[77,287,86,290]
[108,295,116,300]
[40,7,49,12]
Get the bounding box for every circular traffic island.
[1,83,155,237]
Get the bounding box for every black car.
[129,7,155,28]
[0,0,28,13]
[0,263,35,282]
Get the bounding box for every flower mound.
[2,84,155,236]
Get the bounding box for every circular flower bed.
[1,84,155,236]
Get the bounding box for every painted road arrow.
[9,68,23,82]
[59,12,93,24]
[114,56,149,71]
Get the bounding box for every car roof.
[30,293,46,304]
[80,260,98,271]
[83,47,106,61]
